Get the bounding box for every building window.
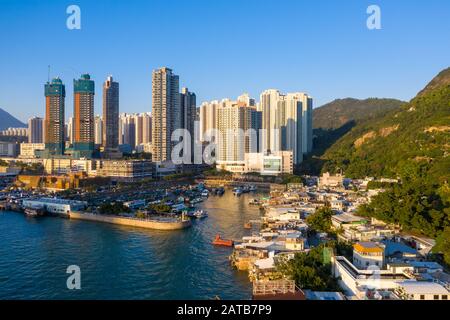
[420,295,425,300]
[442,295,448,300]
[434,295,439,300]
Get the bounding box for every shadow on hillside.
[296,120,356,175]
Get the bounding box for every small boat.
[233,188,243,196]
[25,207,44,217]
[248,198,260,205]
[216,187,225,195]
[201,190,209,197]
[193,210,208,219]
[249,185,257,192]
[190,197,203,204]
[244,222,252,229]
[212,234,234,247]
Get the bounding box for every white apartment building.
[94,115,103,145]
[259,90,313,164]
[19,143,45,158]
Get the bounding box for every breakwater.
[69,211,192,230]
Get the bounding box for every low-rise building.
[19,143,45,158]
[97,159,154,181]
[217,151,293,175]
[331,213,368,229]
[318,172,344,189]
[353,242,385,269]
[0,142,19,157]
[22,198,87,215]
[394,281,449,300]
[332,255,414,297]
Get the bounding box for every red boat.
[212,234,234,247]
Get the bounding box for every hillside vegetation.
[316,68,450,264]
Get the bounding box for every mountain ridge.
[313,97,405,130]
[0,108,26,131]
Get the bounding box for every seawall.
[69,212,192,231]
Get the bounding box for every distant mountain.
[313,98,405,130]
[0,108,26,131]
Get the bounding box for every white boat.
[201,190,209,197]
[233,188,243,196]
[25,207,44,217]
[193,210,208,219]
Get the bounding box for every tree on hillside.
[306,206,334,233]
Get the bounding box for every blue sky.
[0,0,449,122]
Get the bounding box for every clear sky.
[0,0,449,122]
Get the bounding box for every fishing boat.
[216,187,225,195]
[193,209,208,219]
[249,185,257,192]
[233,188,243,196]
[212,234,234,247]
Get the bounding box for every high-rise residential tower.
[67,117,74,144]
[151,67,179,162]
[199,100,219,142]
[259,90,313,165]
[102,76,119,153]
[259,89,282,153]
[28,116,44,144]
[44,78,65,155]
[180,87,196,155]
[73,74,95,158]
[94,115,103,145]
[142,112,152,144]
[300,93,313,154]
[216,96,259,167]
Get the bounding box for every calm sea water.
[0,192,263,300]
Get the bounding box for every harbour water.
[0,192,263,299]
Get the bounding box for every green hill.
[318,68,450,263]
[313,98,405,130]
[320,71,450,186]
[299,98,405,175]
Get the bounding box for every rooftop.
[354,241,384,253]
[332,213,367,223]
[398,281,449,295]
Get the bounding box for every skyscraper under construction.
[73,74,95,158]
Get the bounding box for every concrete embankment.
[69,212,191,230]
